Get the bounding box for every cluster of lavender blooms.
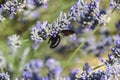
[20,58,62,80]
[0,0,25,21]
[30,0,115,49]
[110,0,120,10]
[68,0,102,29]
[21,59,43,80]
[8,34,22,49]
[0,40,120,80]
[0,0,49,22]
[0,73,10,80]
[0,0,120,80]
[31,11,71,49]
[7,34,29,55]
[69,40,120,80]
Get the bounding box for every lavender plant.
[0,39,120,80]
[30,0,116,50]
[0,0,49,21]
[0,0,119,80]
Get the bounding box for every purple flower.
[82,63,92,75]
[8,34,22,49]
[0,72,10,80]
[0,0,25,21]
[110,0,120,9]
[46,58,62,79]
[22,70,33,79]
[9,13,14,19]
[70,69,80,80]
[29,59,43,72]
[22,59,43,80]
[115,20,120,31]
[0,0,50,21]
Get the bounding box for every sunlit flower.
[8,34,22,48]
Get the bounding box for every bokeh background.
[0,0,120,78]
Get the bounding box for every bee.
[48,30,75,48]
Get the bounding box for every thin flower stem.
[0,67,4,73]
[93,64,104,70]
[111,6,117,13]
[62,6,117,72]
[106,6,117,18]
[62,25,101,72]
[19,47,30,72]
[21,39,29,42]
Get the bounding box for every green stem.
[0,67,4,73]
[93,64,104,70]
[62,25,101,71]
[62,6,117,72]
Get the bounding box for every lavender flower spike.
[0,72,10,80]
[8,34,22,49]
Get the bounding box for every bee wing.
[61,30,75,36]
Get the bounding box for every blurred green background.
[0,0,120,77]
